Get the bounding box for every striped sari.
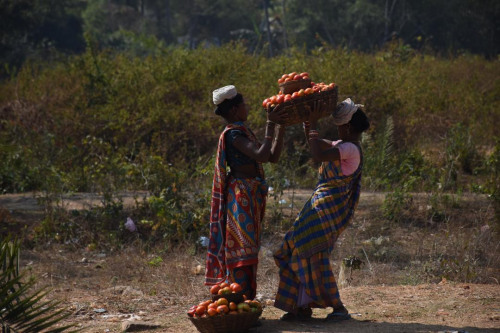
[274,148,362,313]
[205,123,267,299]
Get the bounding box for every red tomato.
[199,300,211,308]
[284,77,292,82]
[278,78,285,84]
[276,94,284,104]
[229,302,238,311]
[302,75,310,81]
[219,282,229,289]
[269,95,277,104]
[281,73,289,79]
[230,282,243,293]
[304,88,313,95]
[288,72,297,77]
[328,82,336,89]
[297,89,305,97]
[284,95,292,102]
[217,305,229,314]
[187,308,196,317]
[300,72,309,77]
[293,74,302,81]
[291,92,299,99]
[210,285,221,295]
[207,308,217,316]
[195,305,206,316]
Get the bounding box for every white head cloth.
[332,98,364,125]
[212,85,237,105]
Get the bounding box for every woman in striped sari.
[205,85,288,300]
[274,98,370,321]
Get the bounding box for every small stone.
[121,321,161,332]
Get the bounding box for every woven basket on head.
[278,86,338,126]
[279,78,312,95]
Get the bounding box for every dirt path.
[2,191,498,332]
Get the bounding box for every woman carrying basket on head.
[273,98,370,321]
[205,85,288,300]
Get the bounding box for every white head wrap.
[332,98,364,125]
[212,85,237,105]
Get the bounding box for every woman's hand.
[267,103,289,125]
[308,100,326,123]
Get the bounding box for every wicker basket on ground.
[189,310,262,333]
[279,86,338,126]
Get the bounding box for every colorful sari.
[274,146,362,313]
[205,122,268,299]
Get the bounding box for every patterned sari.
[274,146,362,313]
[205,122,268,299]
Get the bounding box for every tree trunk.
[281,0,288,50]
[264,0,273,57]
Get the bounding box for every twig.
[361,246,373,274]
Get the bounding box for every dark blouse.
[225,129,256,168]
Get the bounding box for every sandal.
[280,308,312,321]
[280,312,298,321]
[325,311,351,322]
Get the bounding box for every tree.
[0,0,85,73]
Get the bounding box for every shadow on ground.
[253,317,497,333]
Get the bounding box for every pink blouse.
[332,140,360,176]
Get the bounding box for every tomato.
[293,74,302,81]
[216,298,228,306]
[207,308,217,316]
[328,82,336,89]
[237,302,251,312]
[208,302,217,310]
[195,305,206,316]
[284,77,292,82]
[199,300,211,308]
[229,302,237,311]
[302,75,310,81]
[312,85,320,92]
[230,282,243,293]
[304,88,313,95]
[291,92,299,99]
[262,98,270,108]
[217,305,229,314]
[300,72,309,77]
[276,94,284,104]
[281,73,288,79]
[297,89,305,97]
[187,308,196,317]
[288,72,297,77]
[219,282,229,289]
[269,95,277,104]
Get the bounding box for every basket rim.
[281,85,337,108]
